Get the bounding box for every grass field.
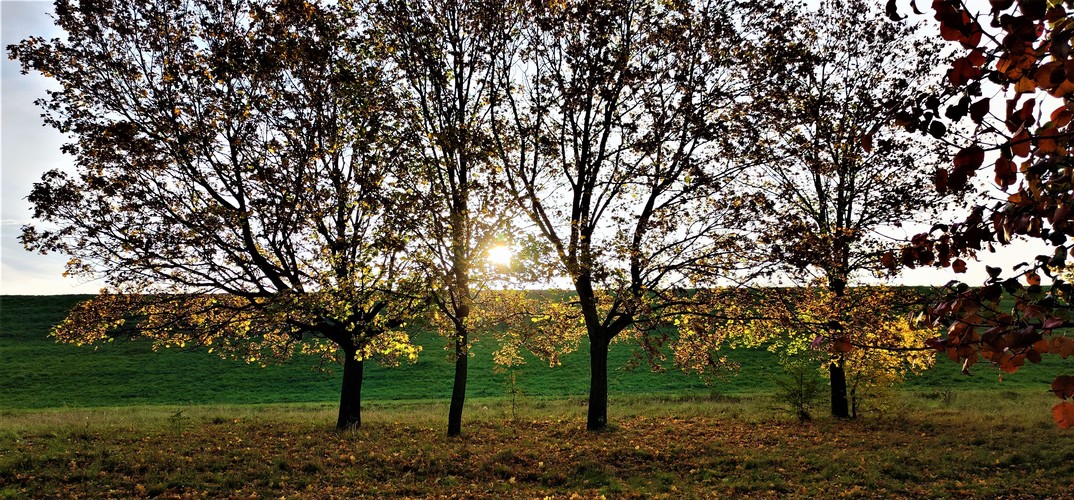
[4,295,1074,497]
[3,393,1074,498]
[2,295,1069,410]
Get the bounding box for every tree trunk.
[336,349,364,430]
[828,273,850,419]
[586,334,610,431]
[447,329,468,437]
[829,354,850,419]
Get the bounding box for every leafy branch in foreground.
[888,0,1074,427]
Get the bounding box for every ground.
[3,392,1073,498]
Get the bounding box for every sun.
[487,244,512,266]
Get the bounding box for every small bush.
[773,357,824,421]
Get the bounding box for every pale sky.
[0,0,1055,295]
[2,1,102,294]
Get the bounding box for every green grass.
[0,295,731,409]
[2,294,1072,411]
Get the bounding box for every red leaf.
[1025,271,1042,286]
[1044,317,1066,329]
[1055,402,1074,428]
[949,57,982,87]
[954,145,985,170]
[1054,375,1074,399]
[832,339,854,353]
[952,258,968,273]
[994,157,1017,188]
[1011,129,1032,157]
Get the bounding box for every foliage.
[886,0,1074,426]
[844,317,936,418]
[780,286,937,418]
[7,0,424,429]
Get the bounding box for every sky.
[0,0,1056,295]
[2,1,102,294]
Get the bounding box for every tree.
[490,0,763,431]
[885,0,1074,427]
[10,0,423,430]
[366,0,516,437]
[746,0,947,418]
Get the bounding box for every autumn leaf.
[1044,317,1066,330]
[1025,271,1041,286]
[954,145,985,170]
[1011,129,1032,157]
[1036,127,1060,154]
[1053,401,1074,429]
[949,56,982,87]
[1052,375,1074,399]
[952,258,968,273]
[969,98,990,123]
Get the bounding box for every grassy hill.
[1,294,1070,409]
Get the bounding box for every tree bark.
[587,333,610,431]
[447,328,468,437]
[336,349,364,430]
[829,353,850,419]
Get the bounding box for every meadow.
[3,294,1074,498]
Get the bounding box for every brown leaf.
[1011,129,1032,157]
[1054,401,1074,429]
[1036,127,1060,154]
[994,157,1017,188]
[969,98,990,123]
[954,145,985,170]
[1053,375,1074,399]
[949,56,982,87]
[1015,75,1036,94]
[1025,271,1041,286]
[1050,106,1072,127]
[880,251,897,271]
[952,258,968,273]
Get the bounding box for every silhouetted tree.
[10,0,423,429]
